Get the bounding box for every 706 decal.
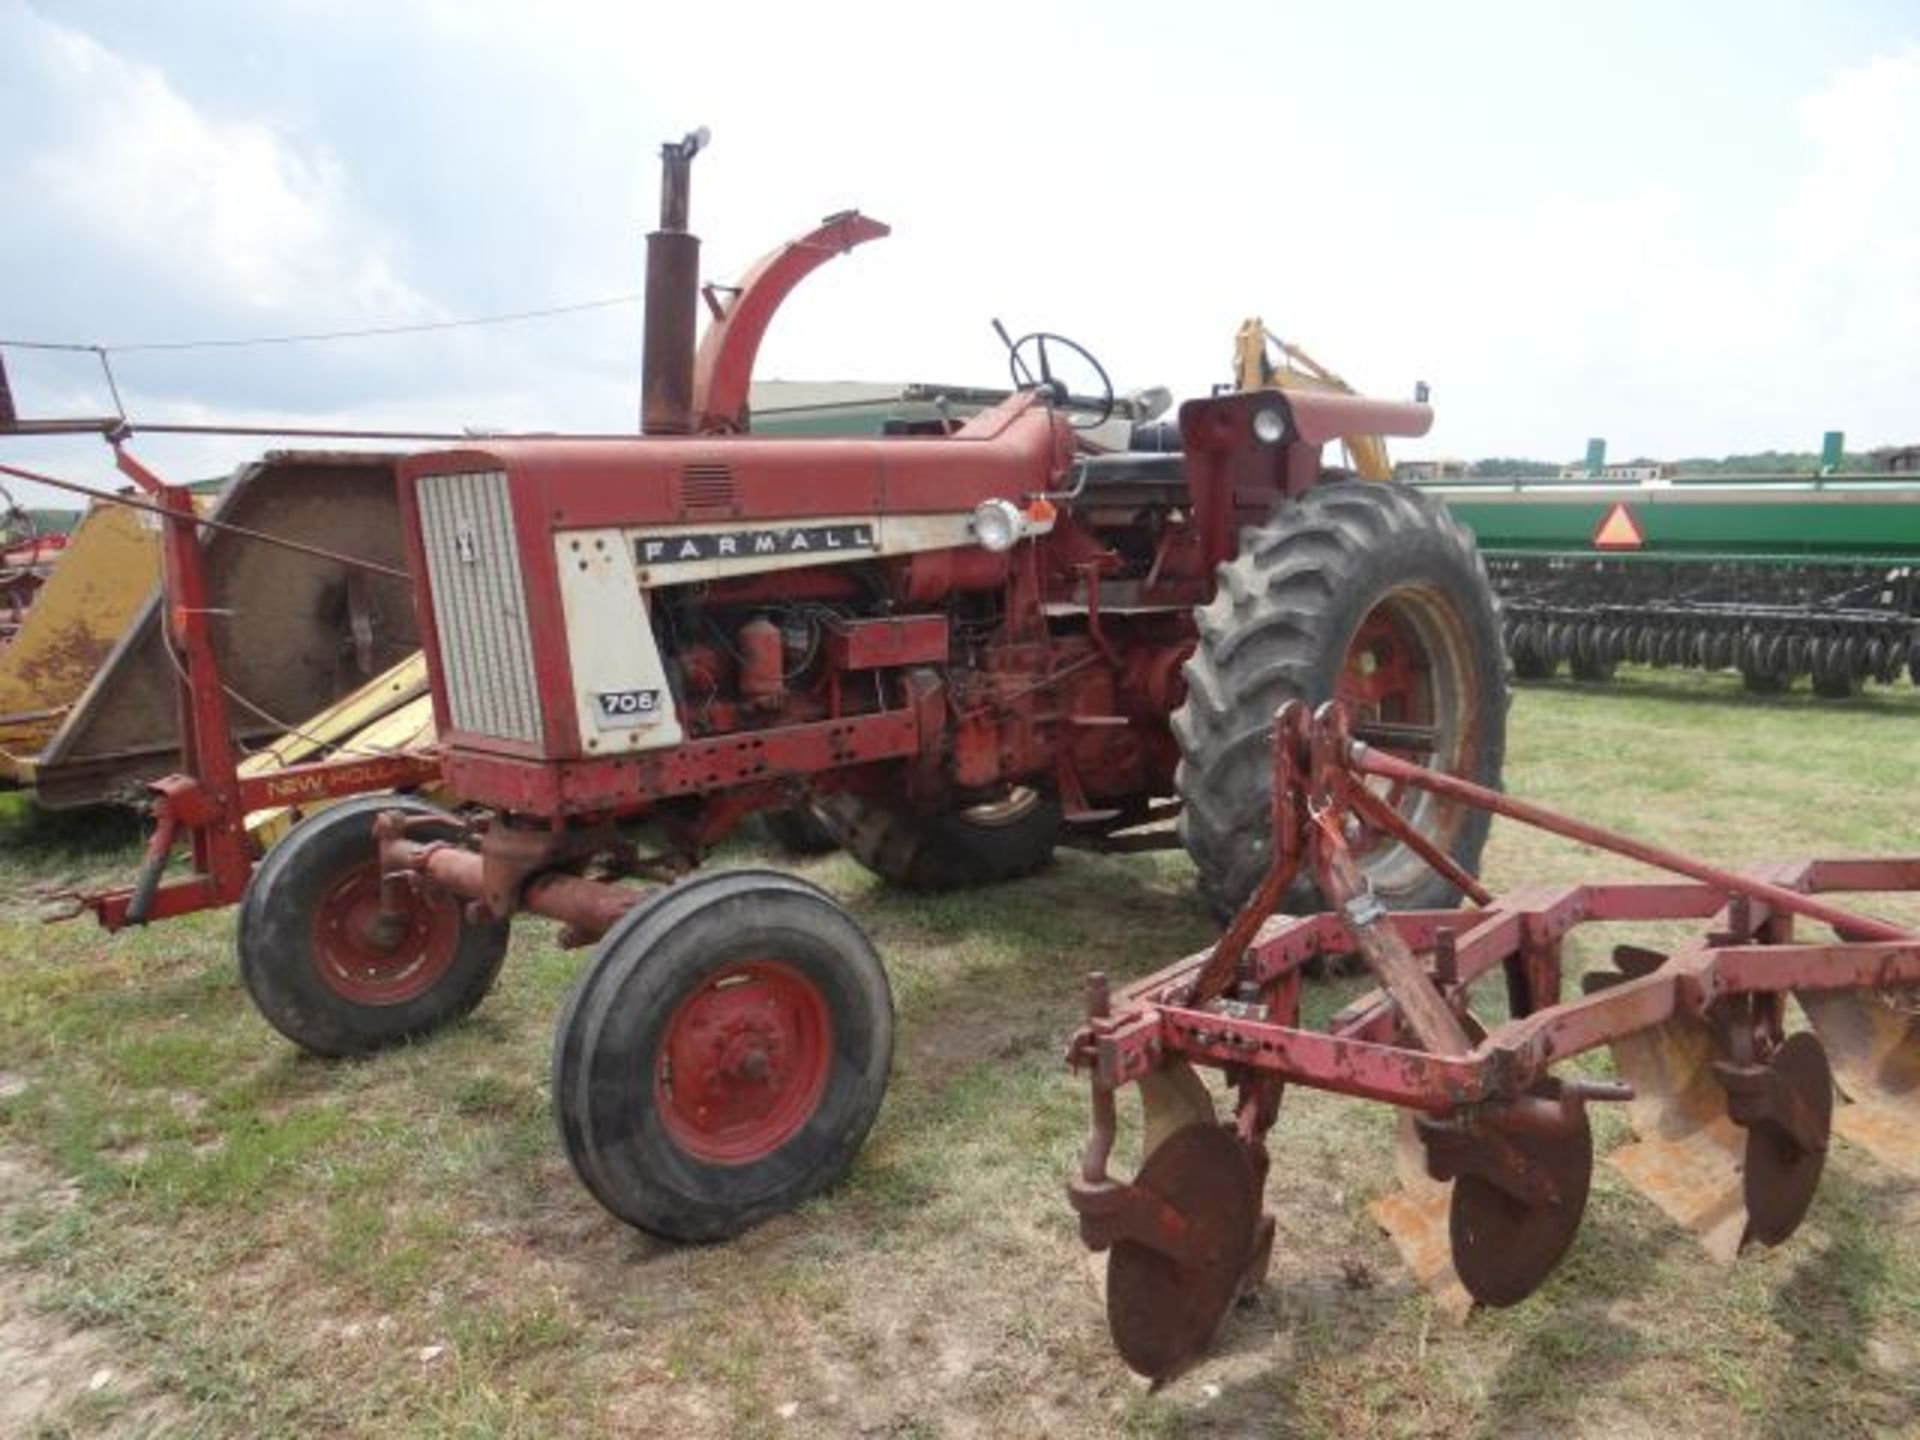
[593,688,665,728]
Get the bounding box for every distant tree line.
[1466,451,1875,478]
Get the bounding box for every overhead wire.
[0,292,644,356]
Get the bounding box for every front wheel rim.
[311,864,463,1006]
[654,960,833,1165]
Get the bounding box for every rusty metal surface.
[0,501,159,775]
[1105,1123,1257,1385]
[1732,1032,1833,1246]
[376,819,644,946]
[1799,988,1920,1176]
[641,129,706,435]
[1607,1013,1749,1263]
[30,451,417,808]
[1437,1099,1593,1308]
[1356,738,1910,943]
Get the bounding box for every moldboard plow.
[1067,699,1920,1384]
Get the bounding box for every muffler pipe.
[641,127,709,435]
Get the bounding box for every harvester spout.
[642,127,710,435]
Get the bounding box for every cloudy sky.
[2,0,1916,504]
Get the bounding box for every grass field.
[2,670,1918,1438]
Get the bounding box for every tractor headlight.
[1251,406,1288,445]
[971,498,1025,552]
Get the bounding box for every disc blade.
[1449,1104,1593,1308]
[1742,1031,1834,1247]
[1106,1123,1257,1384]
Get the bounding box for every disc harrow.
[1066,699,1920,1383]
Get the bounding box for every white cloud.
[14,10,426,324]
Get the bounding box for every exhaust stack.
[641,128,709,435]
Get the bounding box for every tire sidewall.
[551,866,803,1217]
[1289,504,1505,905]
[566,874,893,1240]
[1292,512,1503,717]
[1177,483,1508,916]
[817,790,1060,891]
[238,795,507,1057]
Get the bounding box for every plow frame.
[1068,698,1919,1377]
[1075,864,1920,1118]
[1071,697,1919,1125]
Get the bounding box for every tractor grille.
[415,470,542,744]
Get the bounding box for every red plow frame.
[1068,699,1920,1382]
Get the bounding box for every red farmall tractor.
[42,134,1509,1240]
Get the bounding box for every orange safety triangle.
[1592,502,1644,550]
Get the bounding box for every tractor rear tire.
[237,795,508,1058]
[1175,482,1508,920]
[551,868,893,1240]
[758,803,840,857]
[815,788,1060,891]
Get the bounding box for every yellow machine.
[0,502,162,779]
[237,652,437,846]
[1232,318,1394,481]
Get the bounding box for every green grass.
[1,669,1917,1436]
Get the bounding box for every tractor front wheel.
[815,787,1060,890]
[552,869,893,1240]
[237,795,508,1057]
[1174,481,1508,919]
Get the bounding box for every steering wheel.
[994,323,1115,431]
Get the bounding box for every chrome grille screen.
[414,470,542,744]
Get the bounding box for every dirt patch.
[0,1150,183,1437]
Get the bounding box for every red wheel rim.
[1337,605,1430,723]
[1337,604,1435,852]
[310,863,462,1006]
[655,960,833,1165]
